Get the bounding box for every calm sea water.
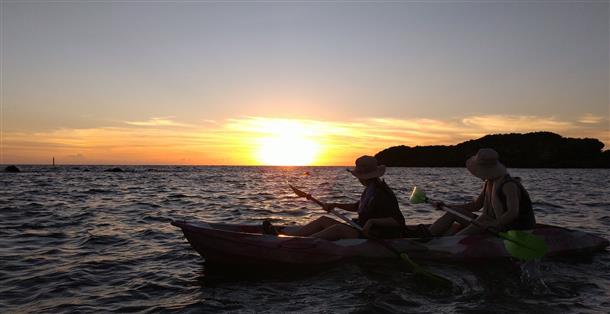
[1,166,609,313]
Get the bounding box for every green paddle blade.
[499,230,548,261]
[409,186,428,204]
[399,253,453,287]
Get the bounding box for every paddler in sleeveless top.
[428,148,536,236]
[265,156,405,240]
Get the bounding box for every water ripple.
[0,166,608,313]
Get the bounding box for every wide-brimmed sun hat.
[348,155,386,180]
[466,148,507,180]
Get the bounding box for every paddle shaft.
[411,186,547,261]
[304,193,452,283]
[435,202,497,234]
[302,193,364,231]
[297,190,426,258]
[432,199,542,252]
[290,185,452,285]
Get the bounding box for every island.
[375,132,610,168]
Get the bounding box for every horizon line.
[0,163,353,167]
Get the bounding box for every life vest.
[356,179,405,228]
[497,175,536,230]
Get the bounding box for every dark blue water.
[1,166,609,313]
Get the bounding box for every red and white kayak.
[171,220,609,266]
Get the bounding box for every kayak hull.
[171,220,609,266]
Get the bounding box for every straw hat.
[466,148,507,180]
[348,155,386,180]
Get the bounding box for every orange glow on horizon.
[2,115,608,166]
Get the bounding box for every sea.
[1,166,609,313]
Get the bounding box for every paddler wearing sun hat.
[265,155,406,240]
[428,148,536,236]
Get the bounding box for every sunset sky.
[1,1,608,166]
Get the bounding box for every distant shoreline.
[375,131,610,168]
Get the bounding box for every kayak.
[171,220,609,266]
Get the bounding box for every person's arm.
[456,214,494,235]
[451,186,485,212]
[432,184,485,215]
[323,202,359,212]
[493,182,520,227]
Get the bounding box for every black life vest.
[497,175,536,230]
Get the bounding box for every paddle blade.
[288,184,307,198]
[399,253,452,287]
[409,186,428,204]
[499,230,548,261]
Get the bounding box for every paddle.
[288,184,452,286]
[409,186,548,261]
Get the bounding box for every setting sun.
[255,120,321,166]
[257,136,319,166]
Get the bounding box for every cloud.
[577,113,606,124]
[124,117,193,127]
[2,114,609,165]
[461,115,574,132]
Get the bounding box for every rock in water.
[104,167,124,172]
[4,165,21,173]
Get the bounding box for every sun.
[255,121,321,166]
[258,136,319,166]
